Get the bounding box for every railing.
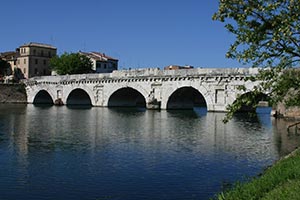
[287,121,300,133]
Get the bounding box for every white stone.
[23,68,260,112]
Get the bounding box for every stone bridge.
[23,68,260,112]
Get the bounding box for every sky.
[0,0,245,69]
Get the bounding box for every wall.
[0,84,27,103]
[276,102,300,119]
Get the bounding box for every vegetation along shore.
[214,148,300,200]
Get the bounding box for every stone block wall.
[0,84,27,103]
[276,102,300,119]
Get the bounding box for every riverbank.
[214,148,300,200]
[0,84,27,103]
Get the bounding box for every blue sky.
[0,0,245,69]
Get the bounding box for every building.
[164,65,194,70]
[79,51,118,73]
[16,42,57,78]
[1,42,57,79]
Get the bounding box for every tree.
[213,0,300,122]
[0,59,10,76]
[50,53,93,75]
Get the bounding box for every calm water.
[0,104,299,200]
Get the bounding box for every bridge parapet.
[24,68,259,85]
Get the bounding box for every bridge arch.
[161,84,213,110]
[104,83,149,107]
[166,86,207,109]
[226,80,262,106]
[33,90,54,104]
[107,87,146,107]
[66,88,93,105]
[234,91,271,112]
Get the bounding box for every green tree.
[50,53,93,75]
[0,59,10,76]
[213,0,300,122]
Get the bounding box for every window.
[35,59,38,65]
[41,50,44,56]
[104,64,107,69]
[24,68,26,73]
[43,60,46,65]
[18,59,20,64]
[96,63,101,69]
[48,51,51,57]
[24,59,26,64]
[43,69,46,75]
[33,49,36,55]
[34,68,38,75]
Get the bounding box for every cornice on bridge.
[23,67,259,86]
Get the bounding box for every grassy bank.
[214,149,300,200]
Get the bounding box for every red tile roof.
[91,52,118,61]
[79,51,118,61]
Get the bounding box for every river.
[0,104,299,200]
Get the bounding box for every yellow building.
[16,42,57,78]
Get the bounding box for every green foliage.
[223,90,270,123]
[213,0,300,122]
[275,69,300,107]
[50,53,93,75]
[13,67,25,80]
[214,149,300,200]
[0,59,11,76]
[213,0,300,68]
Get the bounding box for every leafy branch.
[213,0,300,122]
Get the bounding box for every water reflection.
[0,104,299,200]
[257,113,273,128]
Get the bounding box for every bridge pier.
[146,99,161,110]
[54,98,64,106]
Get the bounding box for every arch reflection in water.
[1,105,300,200]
